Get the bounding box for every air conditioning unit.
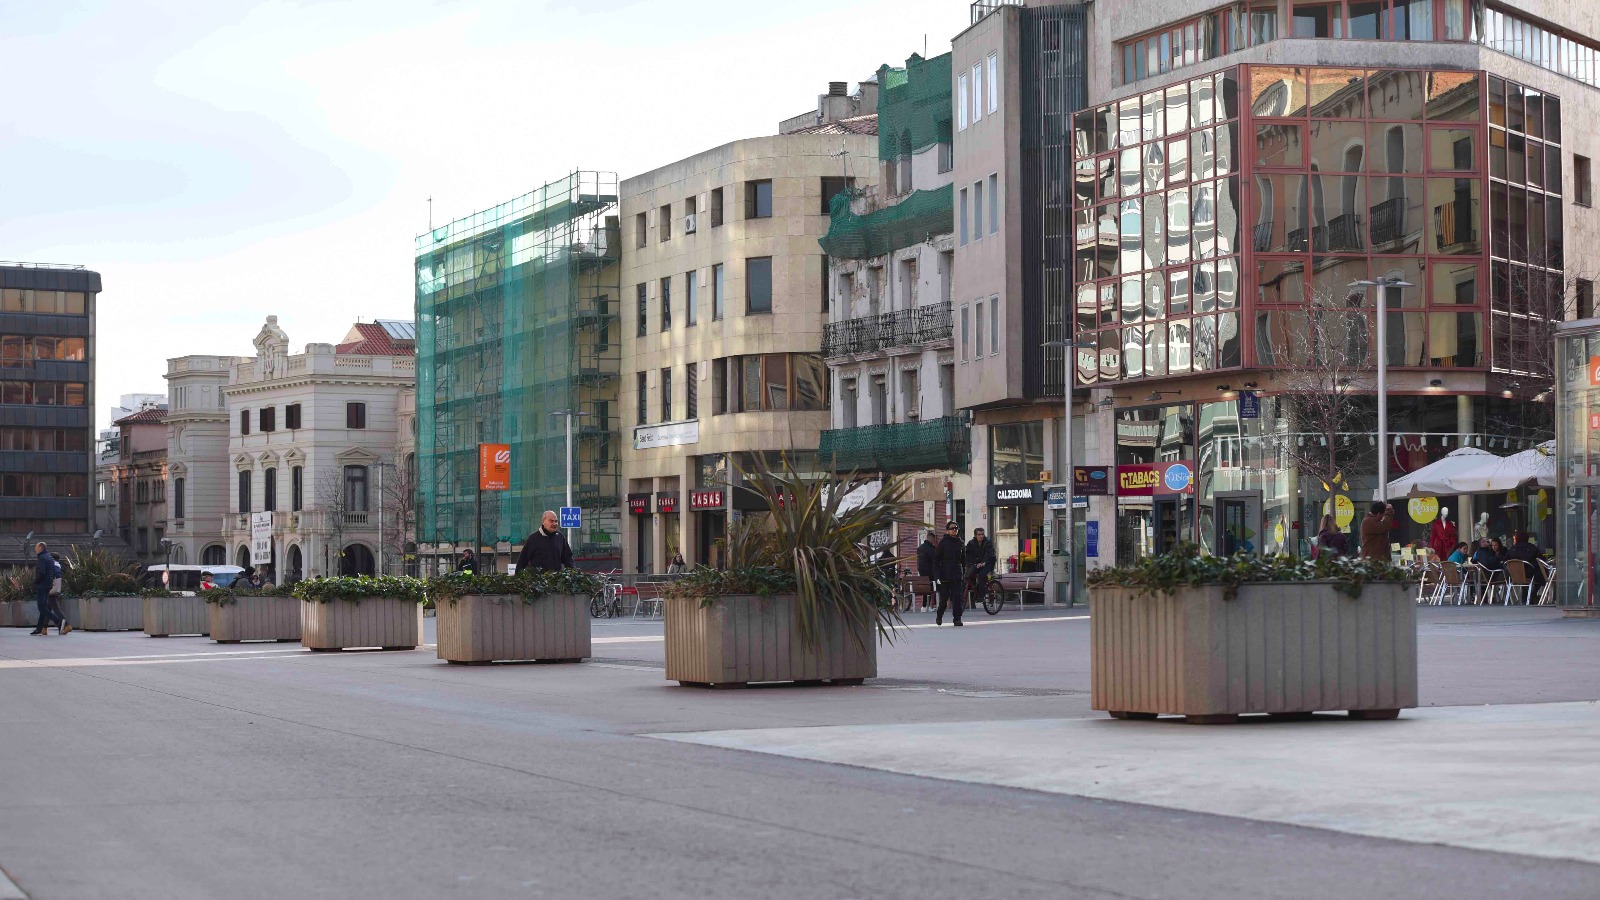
[684,213,697,234]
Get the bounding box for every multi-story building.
[179,316,415,581]
[414,172,622,575]
[818,53,970,566]
[165,355,244,567]
[618,83,879,573]
[1044,0,1600,578]
[0,263,102,565]
[953,1,1089,603]
[94,393,167,544]
[94,406,170,565]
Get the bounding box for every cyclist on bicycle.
[964,527,998,608]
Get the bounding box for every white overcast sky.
[0,0,970,431]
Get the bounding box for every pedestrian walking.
[934,521,965,626]
[915,530,939,611]
[30,542,68,636]
[457,548,476,574]
[515,510,575,573]
[1360,502,1395,562]
[1314,514,1349,560]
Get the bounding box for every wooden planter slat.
[78,596,144,631]
[300,597,422,651]
[209,596,301,643]
[435,593,590,663]
[143,596,210,637]
[664,594,876,687]
[1091,583,1417,721]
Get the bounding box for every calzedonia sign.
[1117,461,1195,496]
[990,484,1046,505]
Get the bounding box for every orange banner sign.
[479,443,510,491]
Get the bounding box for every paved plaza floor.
[2,606,1598,899]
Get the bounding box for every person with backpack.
[30,541,69,636]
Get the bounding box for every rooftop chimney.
[828,81,848,97]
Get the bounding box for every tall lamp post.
[1043,337,1098,606]
[549,409,591,547]
[1351,277,1412,503]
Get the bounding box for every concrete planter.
[0,600,19,627]
[435,594,589,664]
[300,597,423,651]
[1090,582,1418,723]
[664,593,876,688]
[57,595,79,627]
[78,595,144,631]
[143,595,210,637]
[208,595,301,643]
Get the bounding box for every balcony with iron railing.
[970,0,1022,24]
[1369,196,1407,246]
[818,416,971,475]
[822,304,953,360]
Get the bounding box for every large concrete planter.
[435,594,589,664]
[664,594,876,688]
[209,595,301,643]
[301,597,423,651]
[1090,582,1417,723]
[78,595,144,631]
[56,595,79,627]
[143,595,210,637]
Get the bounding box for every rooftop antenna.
[924,34,927,58]
[427,196,433,231]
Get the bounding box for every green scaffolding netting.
[817,416,970,475]
[818,184,953,260]
[877,52,952,160]
[414,171,622,554]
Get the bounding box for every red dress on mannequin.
[1429,517,1458,561]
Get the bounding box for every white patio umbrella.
[1379,446,1498,500]
[1438,441,1556,494]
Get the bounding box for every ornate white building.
[167,316,415,580]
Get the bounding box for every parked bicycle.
[589,571,624,618]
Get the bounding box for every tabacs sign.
[1117,461,1196,497]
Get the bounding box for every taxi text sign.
[479,443,511,491]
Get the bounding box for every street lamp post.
[1043,337,1097,606]
[549,410,591,547]
[1352,277,1413,503]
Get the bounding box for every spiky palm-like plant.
[733,456,914,650]
[61,545,141,597]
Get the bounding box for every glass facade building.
[1074,64,1567,562]
[414,172,621,564]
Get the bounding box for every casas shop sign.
[688,489,725,511]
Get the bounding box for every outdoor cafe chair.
[1502,560,1536,606]
[1469,563,1504,604]
[1436,561,1471,606]
[1536,560,1558,606]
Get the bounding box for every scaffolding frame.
[415,171,622,559]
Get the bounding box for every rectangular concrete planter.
[301,597,423,651]
[57,595,79,627]
[208,595,301,643]
[1090,582,1418,723]
[435,594,590,664]
[143,595,210,637]
[78,595,144,631]
[4,597,75,628]
[664,593,876,687]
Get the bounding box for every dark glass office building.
[0,263,99,562]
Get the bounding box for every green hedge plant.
[428,569,604,606]
[1087,543,1413,600]
[291,575,429,605]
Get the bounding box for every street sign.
[1240,391,1260,419]
[478,444,510,491]
[1045,484,1068,510]
[559,506,581,529]
[1085,521,1100,558]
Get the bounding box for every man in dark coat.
[515,510,574,573]
[914,530,939,612]
[30,542,66,636]
[456,548,476,574]
[965,527,998,580]
[935,521,966,626]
